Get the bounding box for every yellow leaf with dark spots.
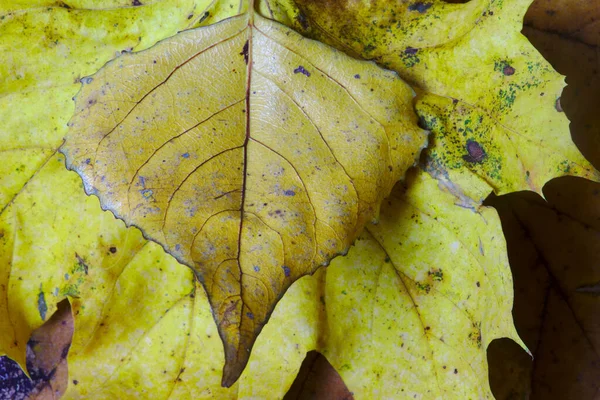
[318,167,522,398]
[284,0,599,201]
[60,7,426,385]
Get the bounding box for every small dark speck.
[354,74,361,79]
[253,265,260,272]
[81,77,93,84]
[404,47,418,55]
[198,11,210,24]
[132,0,142,5]
[454,368,458,374]
[84,158,91,165]
[282,265,291,277]
[408,2,432,13]
[283,190,295,196]
[476,281,480,287]
[73,380,79,385]
[182,152,190,159]
[294,66,310,77]
[109,246,117,254]
[187,13,193,19]
[246,312,254,320]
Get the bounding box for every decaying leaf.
[60,4,426,385]
[282,0,598,202]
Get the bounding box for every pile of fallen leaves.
[0,0,598,398]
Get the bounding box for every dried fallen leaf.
[60,5,426,385]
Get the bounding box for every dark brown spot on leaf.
[502,65,515,76]
[462,140,487,163]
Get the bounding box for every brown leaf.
[487,0,600,397]
[489,177,600,399]
[26,300,73,400]
[284,351,354,400]
[0,300,73,400]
